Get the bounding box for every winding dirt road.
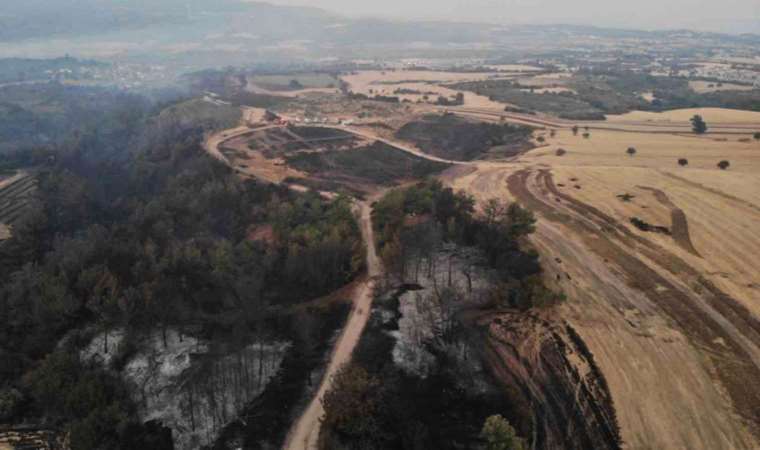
[282,199,381,450]
[205,123,386,450]
[206,108,760,449]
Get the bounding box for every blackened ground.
[212,303,350,450]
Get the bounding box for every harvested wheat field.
[525,128,760,171]
[606,107,760,124]
[443,120,760,450]
[340,70,516,110]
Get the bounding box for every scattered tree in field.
[536,136,546,143]
[691,115,708,134]
[678,158,688,166]
[572,125,579,136]
[550,129,557,138]
[717,160,730,170]
[626,147,636,157]
[754,132,760,141]
[555,148,567,156]
[582,132,590,139]
[481,415,526,450]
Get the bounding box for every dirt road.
[206,106,760,449]
[204,118,386,450]
[282,199,381,450]
[203,124,282,165]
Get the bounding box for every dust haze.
[264,0,760,32]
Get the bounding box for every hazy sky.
[265,0,760,33]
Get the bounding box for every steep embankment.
[476,311,621,450]
[501,168,760,449]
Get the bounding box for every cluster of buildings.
[41,63,174,89]
[677,63,760,87]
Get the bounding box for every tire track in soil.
[507,168,760,439]
[637,186,702,258]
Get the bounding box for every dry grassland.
[525,128,760,172]
[444,119,760,450]
[340,70,517,110]
[606,107,760,124]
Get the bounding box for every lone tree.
[627,147,637,157]
[717,160,730,170]
[481,415,526,450]
[691,115,708,134]
[678,158,688,166]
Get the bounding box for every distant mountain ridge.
[1,1,758,64]
[2,1,758,43]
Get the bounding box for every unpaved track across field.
[282,199,381,450]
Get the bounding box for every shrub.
[627,147,636,157]
[678,158,688,166]
[717,160,730,170]
[753,132,760,141]
[582,132,590,139]
[481,415,527,450]
[555,148,567,156]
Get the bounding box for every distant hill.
[1,2,757,64]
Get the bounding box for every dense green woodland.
[0,88,363,448]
